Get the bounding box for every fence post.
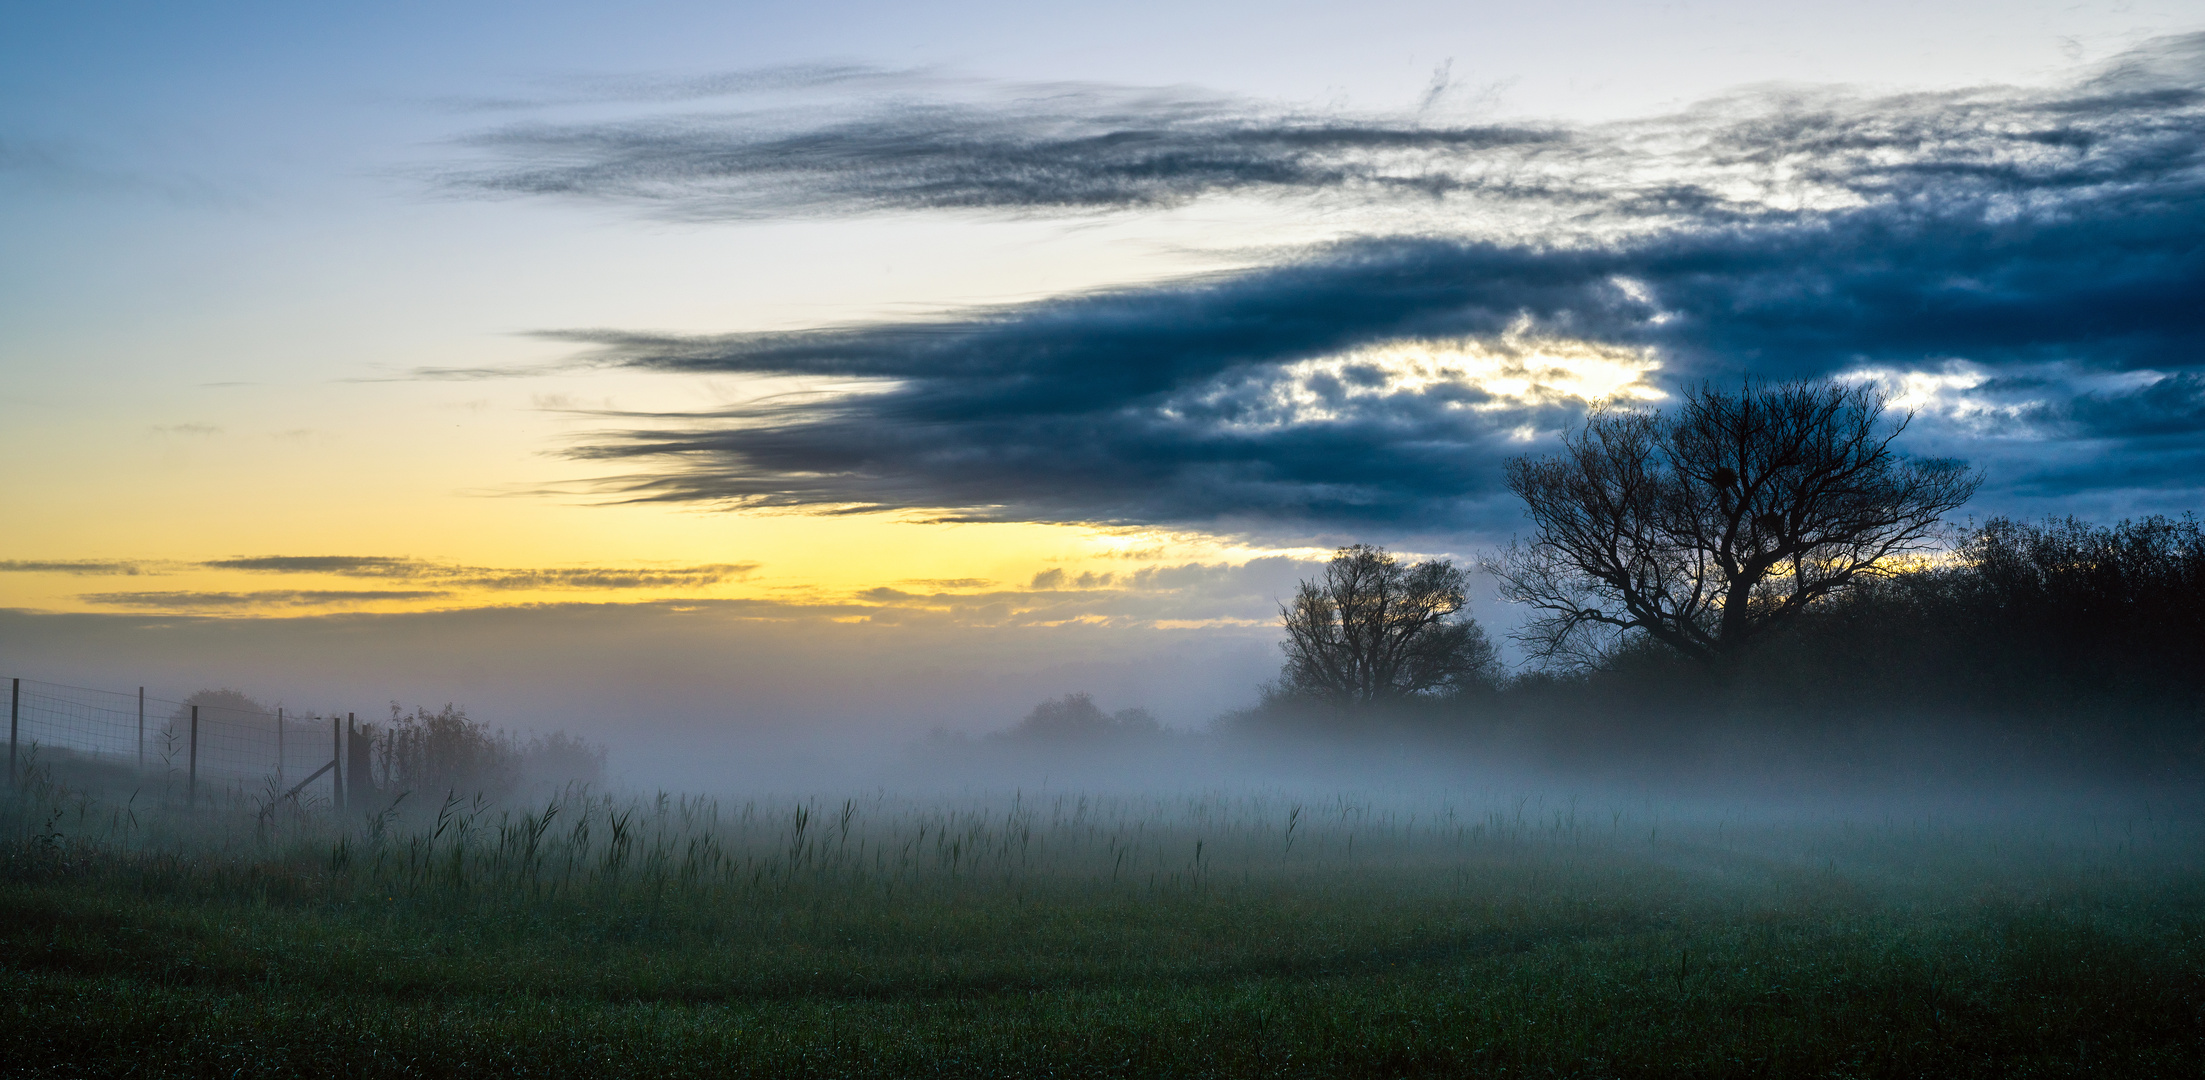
[8,677,17,787]
[345,713,359,809]
[187,705,199,806]
[277,706,285,789]
[332,714,343,811]
[137,687,145,771]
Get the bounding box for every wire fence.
[5,674,359,805]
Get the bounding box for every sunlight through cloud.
[1248,324,1664,428]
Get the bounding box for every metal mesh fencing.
[5,675,353,802]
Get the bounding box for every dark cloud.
[547,188,2205,529]
[461,36,2205,534]
[2063,372,2205,438]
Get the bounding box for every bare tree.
[1278,544,1497,705]
[1492,380,1979,667]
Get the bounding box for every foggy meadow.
[9,17,2205,1068]
[8,385,2205,1077]
[6,717,2200,1076]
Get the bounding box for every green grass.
[3,770,2202,1077]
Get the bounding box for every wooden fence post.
[137,687,145,771]
[332,714,343,811]
[188,704,199,806]
[8,677,17,787]
[346,712,365,808]
[277,706,285,789]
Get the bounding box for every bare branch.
[1495,379,1980,668]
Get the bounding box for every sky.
[3,1,2202,786]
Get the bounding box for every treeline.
[1240,515,2205,777]
[1715,515,2205,758]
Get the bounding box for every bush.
[372,704,605,797]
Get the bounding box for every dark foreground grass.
[2,784,2201,1077]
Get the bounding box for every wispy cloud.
[72,561,756,616]
[439,82,1559,218]
[68,557,1323,630]
[81,589,451,611]
[0,559,160,576]
[438,38,2204,227]
[841,556,1315,629]
[198,555,759,591]
[202,556,415,574]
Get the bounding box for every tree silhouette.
[1493,380,1978,667]
[1277,544,1496,706]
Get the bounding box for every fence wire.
[5,675,354,800]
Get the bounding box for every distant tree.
[165,688,271,725]
[1275,544,1497,707]
[1493,379,1978,667]
[1006,693,1163,741]
[160,689,273,755]
[515,730,609,788]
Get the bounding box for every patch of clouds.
[1840,361,2039,434]
[1831,360,2205,520]
[1177,324,1663,432]
[1845,362,2205,442]
[438,34,2205,535]
[436,36,2205,235]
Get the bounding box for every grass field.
[3,757,2202,1078]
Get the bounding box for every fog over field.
[0,598,1283,791]
[8,6,2205,1075]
